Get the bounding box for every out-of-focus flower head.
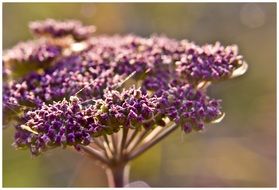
[29,19,96,41]
[3,40,62,64]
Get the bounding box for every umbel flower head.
[29,19,96,41]
[3,40,62,64]
[4,19,247,159]
[14,85,223,156]
[14,96,103,155]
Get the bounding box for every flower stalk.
[106,161,130,187]
[79,122,179,187]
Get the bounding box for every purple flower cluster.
[3,40,62,64]
[3,53,125,109]
[87,35,180,78]
[14,96,104,155]
[3,19,247,155]
[4,34,245,109]
[93,87,160,130]
[158,84,223,133]
[29,19,96,41]
[13,87,161,155]
[13,84,224,155]
[4,35,178,109]
[176,41,244,83]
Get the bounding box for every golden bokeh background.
[3,3,276,187]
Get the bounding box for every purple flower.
[158,84,223,132]
[3,53,125,109]
[94,87,159,129]
[4,34,246,111]
[3,40,62,64]
[182,124,192,133]
[175,41,245,83]
[29,19,96,41]
[13,96,105,155]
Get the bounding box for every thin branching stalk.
[120,127,129,155]
[124,128,139,149]
[126,130,144,153]
[110,133,118,155]
[80,145,109,165]
[103,142,113,160]
[128,124,178,161]
[141,126,164,144]
[126,128,151,153]
[92,138,105,150]
[103,135,114,154]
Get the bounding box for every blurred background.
[3,3,276,187]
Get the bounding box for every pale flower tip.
[70,96,80,102]
[231,61,248,78]
[211,112,226,124]
[197,81,211,89]
[70,42,88,52]
[20,125,39,135]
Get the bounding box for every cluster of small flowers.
[4,33,245,108]
[93,87,160,130]
[176,41,244,83]
[4,53,125,108]
[3,35,178,108]
[86,36,244,91]
[14,96,104,155]
[158,84,222,133]
[85,35,179,79]
[13,87,160,155]
[3,40,62,64]
[3,20,247,155]
[29,19,96,41]
[13,83,224,155]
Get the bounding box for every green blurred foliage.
[3,3,276,187]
